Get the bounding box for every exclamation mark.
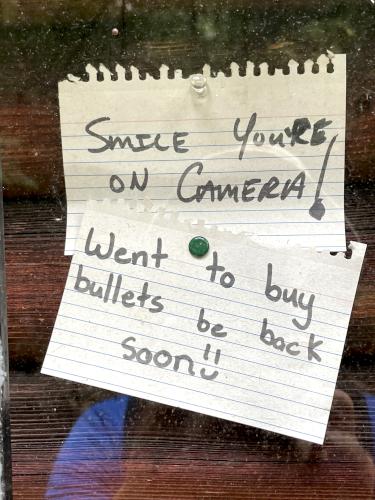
[200,343,221,381]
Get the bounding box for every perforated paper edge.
[61,54,345,86]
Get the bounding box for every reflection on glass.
[46,389,375,499]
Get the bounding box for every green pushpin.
[189,236,209,257]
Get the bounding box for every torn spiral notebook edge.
[62,53,345,83]
[83,199,366,271]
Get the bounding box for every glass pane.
[1,1,374,498]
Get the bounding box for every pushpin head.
[189,236,209,257]
[190,74,207,96]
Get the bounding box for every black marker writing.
[260,318,301,356]
[259,263,322,363]
[233,114,332,159]
[307,334,323,362]
[194,309,225,381]
[84,228,168,269]
[109,170,149,194]
[197,308,227,338]
[309,134,338,221]
[85,116,189,154]
[200,344,221,381]
[121,336,220,380]
[265,263,315,330]
[122,337,195,374]
[260,318,322,362]
[74,265,164,313]
[206,251,235,288]
[233,112,257,160]
[310,118,333,146]
[284,118,311,146]
[176,162,305,203]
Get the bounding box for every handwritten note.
[59,54,346,255]
[42,203,365,443]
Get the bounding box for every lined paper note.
[42,204,365,443]
[59,54,346,254]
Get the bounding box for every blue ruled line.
[44,353,326,425]
[72,244,350,318]
[67,260,347,334]
[62,140,345,151]
[61,296,340,372]
[49,339,330,412]
[66,182,344,189]
[66,195,344,202]
[53,325,332,397]
[68,207,343,214]
[64,154,344,164]
[65,166,343,177]
[56,311,336,383]
[67,220,345,226]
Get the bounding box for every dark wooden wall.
[1,1,375,498]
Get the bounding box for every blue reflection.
[46,396,130,499]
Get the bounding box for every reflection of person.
[46,389,375,499]
[46,396,129,499]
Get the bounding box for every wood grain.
[9,373,375,499]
